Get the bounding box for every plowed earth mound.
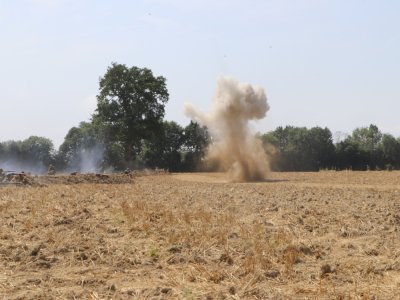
[39,173,135,185]
[1,171,399,299]
[0,170,168,186]
[0,173,41,187]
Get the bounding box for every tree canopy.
[262,126,335,171]
[93,63,169,163]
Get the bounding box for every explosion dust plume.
[184,76,270,182]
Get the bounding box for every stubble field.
[1,171,400,299]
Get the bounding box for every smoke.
[78,145,104,173]
[184,76,270,182]
[64,144,105,173]
[0,159,46,175]
[0,146,105,175]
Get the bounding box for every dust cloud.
[184,76,270,182]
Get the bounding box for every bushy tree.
[307,127,336,169]
[348,124,382,169]
[93,63,169,163]
[351,124,382,152]
[335,139,368,170]
[21,136,55,167]
[2,141,23,161]
[262,126,335,171]
[380,134,400,169]
[138,121,185,171]
[335,124,388,170]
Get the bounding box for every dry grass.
[1,171,400,299]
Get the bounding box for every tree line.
[262,124,400,171]
[1,63,399,173]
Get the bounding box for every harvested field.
[1,171,400,299]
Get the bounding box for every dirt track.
[1,171,400,299]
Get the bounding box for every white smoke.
[184,76,270,182]
[78,145,104,173]
[63,144,105,173]
[0,159,46,174]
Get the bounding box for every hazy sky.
[1,0,399,147]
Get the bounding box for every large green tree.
[93,63,169,163]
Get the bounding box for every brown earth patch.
[1,171,399,299]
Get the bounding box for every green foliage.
[57,122,99,170]
[335,139,367,170]
[56,64,209,172]
[263,124,400,171]
[262,126,335,171]
[343,124,382,169]
[21,136,55,167]
[93,63,169,163]
[350,124,382,152]
[1,140,22,160]
[335,124,396,170]
[133,120,210,172]
[138,121,185,171]
[181,121,209,171]
[380,134,400,168]
[103,142,126,171]
[0,136,55,173]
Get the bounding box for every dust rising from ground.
[184,77,270,182]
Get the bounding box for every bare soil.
[1,171,400,299]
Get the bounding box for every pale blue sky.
[1,0,399,147]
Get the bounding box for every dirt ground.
[1,171,400,299]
